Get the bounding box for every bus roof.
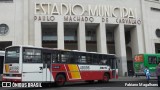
[5,45,42,49]
[136,53,160,55]
[135,53,160,56]
[6,45,116,56]
[0,50,5,56]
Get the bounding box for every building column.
[34,22,42,47]
[13,0,23,45]
[131,25,144,56]
[140,0,150,53]
[23,0,29,45]
[57,22,64,49]
[114,24,127,76]
[78,22,86,51]
[97,23,107,53]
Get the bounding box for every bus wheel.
[55,74,66,86]
[103,73,109,82]
[85,80,94,83]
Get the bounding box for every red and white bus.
[2,45,118,86]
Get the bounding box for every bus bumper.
[2,76,21,82]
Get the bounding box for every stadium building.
[0,0,160,76]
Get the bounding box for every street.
[0,76,159,90]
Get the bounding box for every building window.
[106,31,114,42]
[0,0,13,1]
[86,30,96,41]
[0,0,13,3]
[0,24,9,36]
[145,0,160,3]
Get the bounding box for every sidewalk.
[0,75,157,82]
[111,76,157,81]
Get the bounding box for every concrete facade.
[0,0,160,76]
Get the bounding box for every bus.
[134,54,160,77]
[0,51,5,75]
[2,45,118,86]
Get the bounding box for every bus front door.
[42,52,52,82]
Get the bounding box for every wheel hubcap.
[104,76,108,81]
[57,77,64,85]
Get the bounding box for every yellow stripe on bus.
[5,64,9,73]
[68,64,81,79]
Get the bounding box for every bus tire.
[85,80,94,83]
[98,80,103,83]
[55,74,66,86]
[103,73,109,82]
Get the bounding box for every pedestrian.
[156,63,160,87]
[144,66,150,83]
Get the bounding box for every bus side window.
[92,55,99,65]
[148,56,157,64]
[99,60,107,65]
[153,57,157,64]
[77,55,87,64]
[86,55,91,64]
[60,51,71,63]
[46,54,51,68]
[69,52,76,64]
[158,57,160,64]
[148,57,152,64]
[81,56,87,64]
[72,53,79,64]
[52,53,59,63]
[61,54,67,63]
[23,49,42,63]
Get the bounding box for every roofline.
[5,45,116,56]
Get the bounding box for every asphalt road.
[0,83,159,90]
[2,87,159,90]
[0,76,159,90]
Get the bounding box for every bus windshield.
[5,47,20,63]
